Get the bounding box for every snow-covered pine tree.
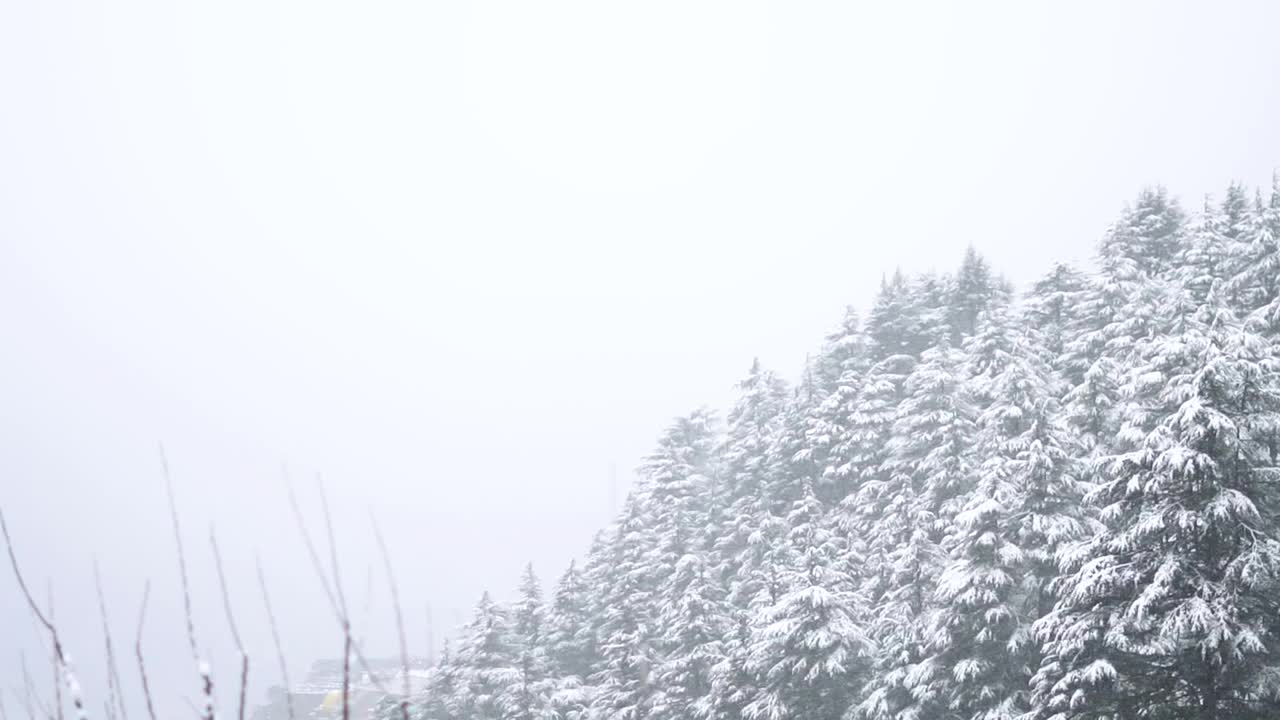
[856,335,976,720]
[651,554,730,720]
[627,411,727,719]
[1099,186,1188,279]
[545,560,596,682]
[951,246,1000,342]
[715,360,790,609]
[705,615,759,720]
[1221,181,1253,242]
[921,307,1089,720]
[815,306,871,399]
[511,564,552,720]
[639,409,718,570]
[453,592,520,720]
[838,354,915,611]
[764,369,825,516]
[1032,284,1280,720]
[808,308,873,503]
[905,272,956,358]
[1060,189,1192,406]
[966,312,1096,627]
[840,353,915,512]
[1181,196,1232,307]
[744,481,869,720]
[720,359,789,509]
[1058,248,1147,457]
[868,270,917,362]
[711,482,794,720]
[711,383,803,719]
[1023,263,1089,384]
[418,639,461,720]
[1227,174,1280,333]
[910,335,980,530]
[548,549,606,720]
[588,497,661,720]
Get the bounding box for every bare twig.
[285,475,341,621]
[316,476,350,620]
[160,446,213,720]
[46,587,62,720]
[315,476,351,720]
[24,614,54,720]
[254,554,295,720]
[356,564,374,652]
[285,471,354,720]
[161,447,197,659]
[133,582,157,720]
[341,632,351,720]
[93,562,127,720]
[179,698,203,720]
[371,512,411,720]
[8,685,34,720]
[286,473,351,720]
[10,684,35,720]
[210,530,249,720]
[285,472,389,701]
[3,508,59,655]
[20,595,55,720]
[1,510,84,720]
[19,654,50,720]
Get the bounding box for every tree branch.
[210,530,249,720]
[133,582,157,720]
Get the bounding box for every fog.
[2,0,1279,716]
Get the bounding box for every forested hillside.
[389,178,1280,720]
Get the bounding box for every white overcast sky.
[2,0,1279,714]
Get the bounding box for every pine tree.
[1227,175,1280,332]
[906,272,956,357]
[1221,181,1252,241]
[838,354,915,610]
[419,639,461,720]
[1023,263,1089,381]
[764,371,825,516]
[868,270,917,362]
[632,411,731,720]
[720,359,789,508]
[815,306,871,398]
[512,564,552,720]
[951,246,999,341]
[907,336,980,528]
[1099,186,1188,278]
[809,308,873,502]
[546,560,596,681]
[1033,287,1280,720]
[589,498,660,720]
[716,360,790,611]
[705,615,759,720]
[652,554,730,720]
[922,308,1089,720]
[744,483,869,720]
[1058,251,1148,456]
[546,676,593,720]
[639,409,718,570]
[453,592,520,720]
[856,337,975,720]
[1182,196,1232,306]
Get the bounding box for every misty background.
[2,0,1279,716]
